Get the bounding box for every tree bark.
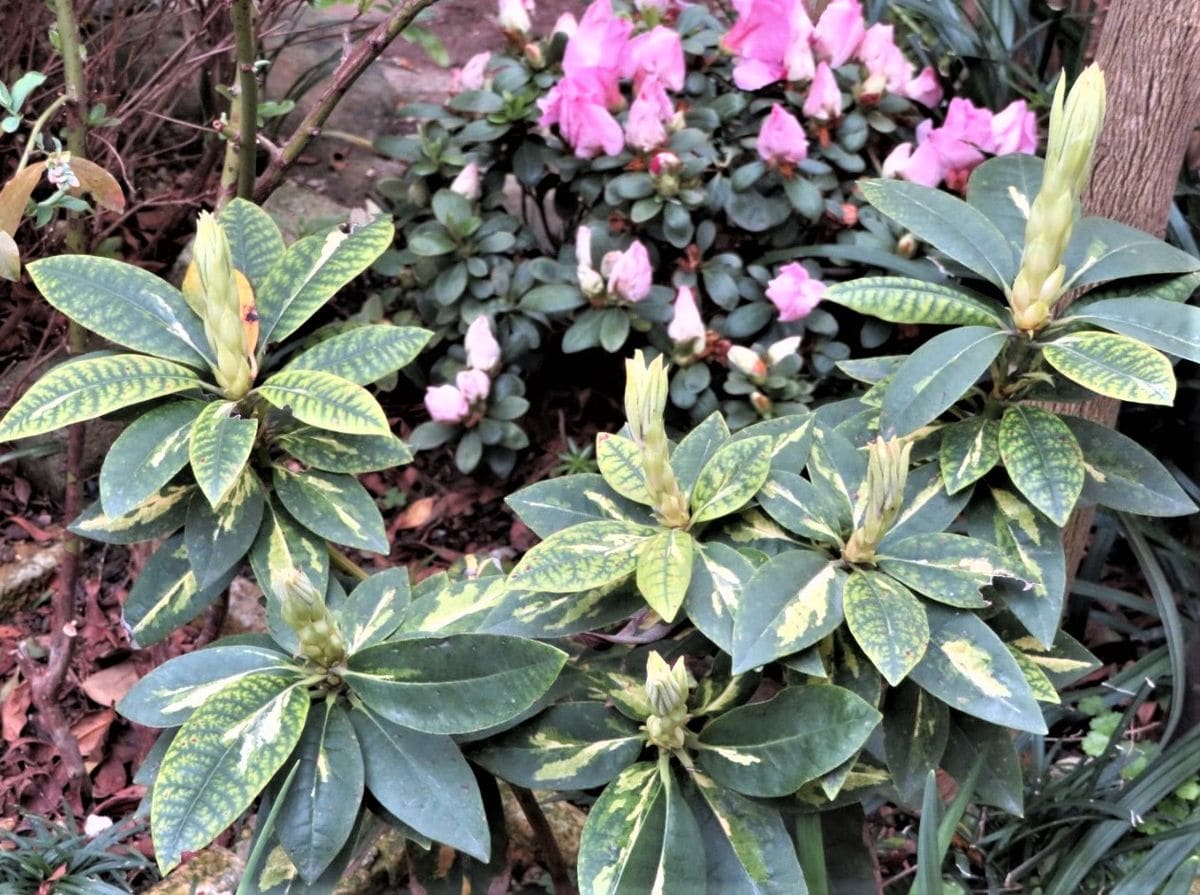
[1045,0,1200,577]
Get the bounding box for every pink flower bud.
[667,285,706,348]
[649,151,681,176]
[498,0,533,34]
[455,52,491,92]
[465,316,502,371]
[449,161,482,201]
[813,0,864,67]
[603,240,653,303]
[425,384,469,424]
[757,104,808,165]
[726,345,767,379]
[576,225,606,297]
[766,262,826,322]
[766,335,802,366]
[622,26,686,92]
[803,62,841,121]
[456,368,491,405]
[553,12,578,37]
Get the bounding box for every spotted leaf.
[998,406,1083,527]
[256,369,391,436]
[824,277,1007,326]
[189,401,258,508]
[636,529,694,622]
[508,519,657,594]
[938,417,1000,495]
[1042,332,1175,406]
[843,571,929,686]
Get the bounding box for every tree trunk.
[1045,0,1200,577]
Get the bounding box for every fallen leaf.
[70,709,115,761]
[81,662,140,707]
[2,680,30,743]
[392,496,438,531]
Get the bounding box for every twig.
[252,0,440,203]
[328,544,371,582]
[511,786,577,895]
[218,0,259,206]
[15,94,68,173]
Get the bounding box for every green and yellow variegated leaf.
[696,686,881,798]
[118,644,294,728]
[273,467,388,554]
[880,462,972,547]
[690,435,772,523]
[256,215,394,348]
[217,198,285,291]
[881,327,1008,437]
[1041,331,1175,406]
[843,571,929,686]
[482,580,645,638]
[472,702,643,790]
[274,701,363,883]
[333,568,410,653]
[0,354,205,442]
[250,503,330,637]
[736,413,815,474]
[578,763,706,895]
[100,401,204,518]
[684,542,755,654]
[670,412,731,496]
[399,576,506,635]
[997,406,1083,527]
[596,432,652,505]
[756,471,845,545]
[732,551,845,674]
[189,401,258,508]
[1062,216,1200,291]
[276,426,413,473]
[877,533,1018,608]
[284,324,432,385]
[824,277,1007,327]
[256,369,391,436]
[636,529,694,622]
[720,509,799,549]
[687,771,806,895]
[27,256,212,368]
[805,425,862,526]
[71,484,192,545]
[882,681,949,805]
[1064,415,1195,516]
[123,534,237,646]
[1008,630,1099,689]
[508,519,657,594]
[184,470,265,587]
[939,417,1000,495]
[908,604,1047,734]
[345,634,566,735]
[987,488,1066,647]
[1068,296,1200,364]
[151,673,310,873]
[1007,646,1060,704]
[505,474,655,539]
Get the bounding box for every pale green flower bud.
[844,436,912,564]
[190,213,255,398]
[643,652,694,751]
[624,351,690,528]
[278,569,346,667]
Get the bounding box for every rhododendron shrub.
[376,0,1039,471]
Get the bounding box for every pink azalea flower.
[602,240,653,303]
[649,150,681,175]
[564,0,633,80]
[942,97,995,151]
[882,141,944,187]
[454,52,491,92]
[766,262,825,321]
[904,66,942,107]
[456,368,491,405]
[622,26,686,92]
[667,285,706,347]
[757,104,808,165]
[991,99,1038,155]
[625,78,674,151]
[813,0,865,67]
[450,161,482,200]
[803,62,842,121]
[539,71,626,158]
[723,0,813,90]
[857,24,912,94]
[425,384,469,424]
[465,316,502,371]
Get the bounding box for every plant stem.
[328,544,370,582]
[15,95,68,173]
[794,813,830,895]
[252,0,440,203]
[511,785,577,895]
[219,0,259,206]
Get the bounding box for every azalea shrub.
[374,0,1041,473]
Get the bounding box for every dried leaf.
[68,158,125,213]
[392,496,438,531]
[2,679,30,743]
[70,709,115,761]
[81,662,140,707]
[0,163,46,236]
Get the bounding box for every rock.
[261,182,356,244]
[0,539,66,616]
[142,846,244,895]
[220,576,268,637]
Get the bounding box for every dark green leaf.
[100,401,204,518]
[184,469,264,587]
[883,681,949,805]
[189,400,258,508]
[1063,415,1194,516]
[123,535,237,647]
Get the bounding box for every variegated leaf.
[482,581,645,638]
[508,519,657,594]
[757,470,846,545]
[1068,296,1200,364]
[273,467,388,554]
[100,401,204,518]
[732,551,845,674]
[276,426,413,474]
[256,215,395,347]
[151,673,310,872]
[986,488,1066,647]
[882,681,949,805]
[0,354,206,442]
[399,576,506,635]
[735,413,815,475]
[1007,630,1099,689]
[284,324,432,385]
[184,469,265,587]
[880,462,972,546]
[123,534,237,646]
[251,503,330,650]
[217,198,285,291]
[256,369,391,436]
[505,474,655,538]
[333,568,410,653]
[189,401,258,508]
[804,426,861,528]
[1062,216,1200,291]
[71,484,191,545]
[1007,645,1060,704]
[27,256,212,368]
[939,416,1000,495]
[596,432,652,505]
[843,571,929,686]
[1065,415,1195,516]
[690,435,772,523]
[877,533,1018,608]
[1041,332,1175,406]
[684,542,755,654]
[471,702,643,790]
[636,529,694,621]
[909,603,1047,734]
[824,277,1007,326]
[696,686,880,797]
[118,644,295,728]
[671,412,731,496]
[998,406,1083,527]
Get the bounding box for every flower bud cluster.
[278,569,347,668]
[843,436,911,564]
[424,316,501,425]
[186,213,256,399]
[576,225,654,305]
[624,351,690,528]
[642,652,694,751]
